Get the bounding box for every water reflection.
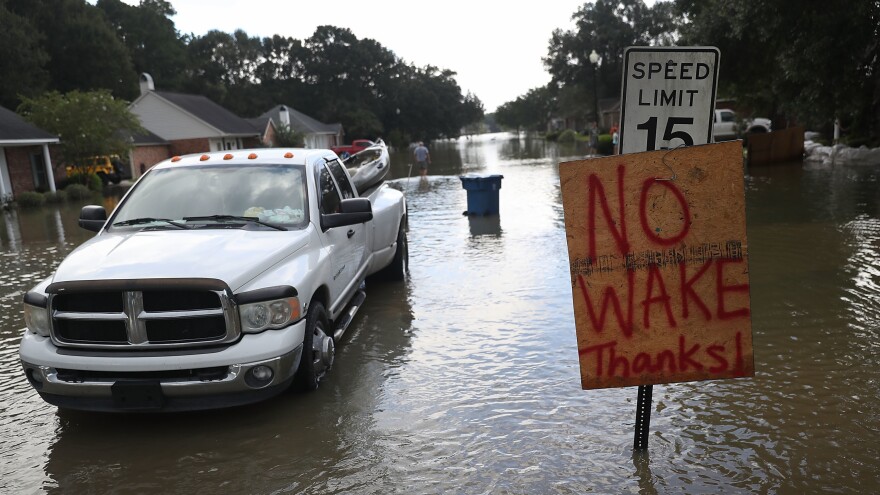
[1,202,96,252]
[467,215,502,237]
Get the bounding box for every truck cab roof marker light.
[200,155,210,161]
[248,153,258,159]
[223,154,234,160]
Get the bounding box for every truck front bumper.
[19,319,306,412]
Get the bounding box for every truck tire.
[294,301,334,391]
[376,221,408,281]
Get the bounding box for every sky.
[133,0,592,113]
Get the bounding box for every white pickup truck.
[19,145,407,412]
[713,109,772,141]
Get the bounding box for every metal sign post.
[633,383,653,450]
[620,46,719,451]
[620,47,721,450]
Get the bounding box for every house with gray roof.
[0,105,59,202]
[128,73,261,176]
[258,105,344,149]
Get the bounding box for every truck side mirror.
[321,198,373,230]
[78,205,107,232]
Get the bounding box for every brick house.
[129,129,170,179]
[128,73,261,177]
[0,105,59,202]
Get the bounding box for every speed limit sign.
[619,47,720,154]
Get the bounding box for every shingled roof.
[0,105,58,143]
[156,91,259,135]
[260,105,342,135]
[131,128,169,146]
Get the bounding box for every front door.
[317,159,366,312]
[31,152,48,191]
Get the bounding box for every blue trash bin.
[460,174,504,216]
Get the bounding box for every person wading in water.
[414,141,431,178]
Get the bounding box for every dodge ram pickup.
[19,146,407,412]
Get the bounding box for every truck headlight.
[240,297,301,333]
[24,302,51,337]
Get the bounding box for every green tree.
[0,5,49,109]
[97,0,188,91]
[7,0,139,100]
[184,29,266,115]
[495,86,554,133]
[294,26,481,142]
[18,90,145,168]
[255,35,307,83]
[300,26,397,124]
[544,0,677,120]
[676,0,880,140]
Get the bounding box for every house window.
[30,153,48,191]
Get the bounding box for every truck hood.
[51,228,312,292]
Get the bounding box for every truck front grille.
[55,366,229,382]
[56,319,128,343]
[49,287,240,350]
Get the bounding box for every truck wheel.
[294,301,334,391]
[378,222,408,281]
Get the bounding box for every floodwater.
[1,133,879,493]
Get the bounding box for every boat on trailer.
[342,138,390,192]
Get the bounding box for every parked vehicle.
[330,139,375,158]
[65,155,128,184]
[713,109,772,141]
[19,144,407,412]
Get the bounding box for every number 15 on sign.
[619,47,720,154]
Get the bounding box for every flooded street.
[2,133,880,493]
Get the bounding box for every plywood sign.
[560,141,754,389]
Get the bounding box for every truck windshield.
[112,164,308,229]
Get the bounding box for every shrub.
[65,183,92,200]
[87,173,103,192]
[44,190,67,203]
[66,171,104,192]
[558,129,578,143]
[544,130,560,142]
[15,191,46,207]
[598,134,613,155]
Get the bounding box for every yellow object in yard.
[66,155,123,184]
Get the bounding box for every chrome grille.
[50,288,240,350]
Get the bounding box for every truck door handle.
[347,229,355,238]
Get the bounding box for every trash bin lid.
[459,173,504,182]
[459,173,504,179]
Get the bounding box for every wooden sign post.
[560,141,754,448]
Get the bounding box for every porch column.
[0,147,7,200]
[42,144,56,192]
